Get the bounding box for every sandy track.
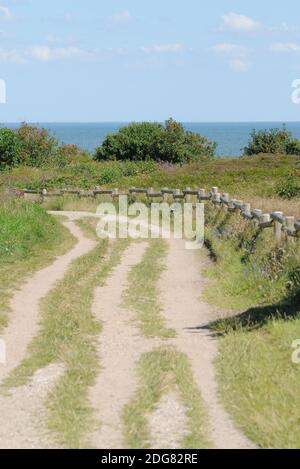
[148,392,189,449]
[160,239,256,449]
[89,242,165,449]
[0,215,97,449]
[0,364,64,449]
[0,218,95,384]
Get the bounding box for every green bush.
[276,175,300,199]
[0,128,21,169]
[94,119,216,163]
[244,128,300,156]
[16,123,59,167]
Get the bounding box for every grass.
[122,239,176,339]
[215,316,300,448]
[4,235,130,448]
[203,202,300,448]
[123,346,211,449]
[75,216,100,241]
[1,154,299,200]
[203,204,300,311]
[0,199,75,331]
[42,195,101,212]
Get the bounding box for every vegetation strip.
[204,204,300,448]
[122,239,176,339]
[123,346,211,449]
[0,200,75,331]
[4,233,129,448]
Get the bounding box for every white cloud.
[211,42,251,72]
[111,10,131,24]
[268,23,297,33]
[45,34,76,45]
[211,43,246,56]
[230,58,251,72]
[219,12,261,32]
[0,6,13,21]
[28,46,90,62]
[0,48,25,64]
[0,44,128,64]
[141,43,185,54]
[270,42,300,53]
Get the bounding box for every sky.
[1,0,300,122]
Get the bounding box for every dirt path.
[89,241,163,449]
[0,216,96,449]
[0,364,64,449]
[160,238,256,449]
[148,392,189,449]
[0,209,256,449]
[0,218,95,384]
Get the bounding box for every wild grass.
[203,202,300,448]
[0,200,75,331]
[204,204,300,311]
[245,196,300,219]
[1,155,298,200]
[4,235,130,448]
[42,195,100,212]
[122,239,176,339]
[215,317,300,448]
[75,217,100,241]
[123,346,211,449]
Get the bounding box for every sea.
[2,122,300,157]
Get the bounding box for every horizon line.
[1,120,300,124]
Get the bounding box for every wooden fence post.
[162,188,169,203]
[272,211,284,244]
[285,216,296,242]
[242,203,251,215]
[185,187,191,203]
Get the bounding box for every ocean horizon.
[2,121,300,157]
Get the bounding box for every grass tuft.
[123,346,211,449]
[122,239,176,339]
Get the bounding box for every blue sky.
[1,0,300,122]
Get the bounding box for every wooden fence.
[20,186,300,242]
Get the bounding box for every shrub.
[244,128,300,156]
[276,175,300,199]
[99,166,122,184]
[0,128,21,169]
[95,122,163,162]
[286,138,300,156]
[94,119,216,163]
[16,123,59,167]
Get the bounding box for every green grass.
[1,154,298,199]
[122,239,176,339]
[215,317,300,448]
[203,205,300,311]
[75,216,100,241]
[0,199,75,331]
[123,346,212,449]
[203,203,300,448]
[4,236,130,448]
[42,195,101,212]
